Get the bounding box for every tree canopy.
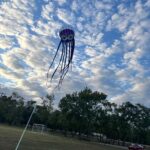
[0,88,150,145]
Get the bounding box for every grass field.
[0,125,128,150]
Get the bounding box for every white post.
[15,104,36,150]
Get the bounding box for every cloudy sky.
[0,0,150,106]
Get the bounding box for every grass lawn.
[0,125,127,150]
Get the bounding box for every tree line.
[0,88,150,145]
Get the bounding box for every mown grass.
[0,125,127,150]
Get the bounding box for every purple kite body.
[47,28,75,87]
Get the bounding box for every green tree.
[59,87,107,136]
[33,94,54,126]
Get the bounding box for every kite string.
[15,104,36,150]
[15,85,57,150]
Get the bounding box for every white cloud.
[95,0,112,10]
[1,53,25,71]
[0,66,22,82]
[71,1,78,12]
[0,0,34,36]
[56,0,66,6]
[0,0,149,107]
[111,78,150,106]
[56,8,75,25]
[0,36,14,49]
[41,2,54,20]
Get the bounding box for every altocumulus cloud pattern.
[0,0,150,106]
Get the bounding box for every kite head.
[59,28,75,42]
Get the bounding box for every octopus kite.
[47,28,75,87]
